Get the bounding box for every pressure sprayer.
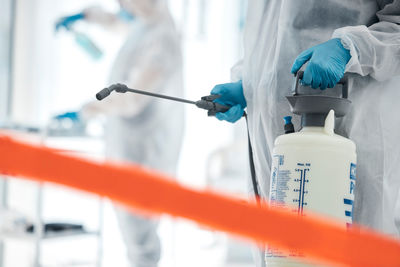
[265,71,356,266]
[96,74,356,266]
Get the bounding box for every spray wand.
[96,83,230,116]
[96,83,261,204]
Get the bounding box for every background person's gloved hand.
[55,13,85,31]
[53,111,81,122]
[118,8,135,22]
[291,38,351,89]
[211,81,246,123]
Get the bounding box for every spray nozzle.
[284,116,292,124]
[283,116,295,134]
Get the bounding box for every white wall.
[0,0,14,123]
[11,0,121,126]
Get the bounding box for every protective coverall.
[231,0,400,266]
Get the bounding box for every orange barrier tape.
[0,134,399,266]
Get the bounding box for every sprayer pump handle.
[293,71,348,99]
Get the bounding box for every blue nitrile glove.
[118,9,135,22]
[55,13,85,31]
[211,80,246,123]
[291,38,351,90]
[53,111,80,122]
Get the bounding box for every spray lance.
[96,84,231,116]
[96,84,262,203]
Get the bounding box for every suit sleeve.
[332,0,400,81]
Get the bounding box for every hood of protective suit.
[118,0,166,19]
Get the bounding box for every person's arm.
[332,0,400,81]
[55,6,133,33]
[82,6,130,32]
[81,36,180,119]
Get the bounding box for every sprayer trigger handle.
[293,71,349,99]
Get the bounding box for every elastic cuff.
[332,26,364,73]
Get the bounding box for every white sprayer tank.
[265,110,357,266]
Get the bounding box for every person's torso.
[105,16,184,169]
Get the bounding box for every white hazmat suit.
[81,1,184,266]
[231,0,400,266]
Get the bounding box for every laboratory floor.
[102,201,255,267]
[1,198,254,267]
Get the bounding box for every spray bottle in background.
[266,72,356,266]
[55,12,103,61]
[70,30,103,60]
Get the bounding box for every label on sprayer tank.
[265,153,356,266]
[270,155,310,214]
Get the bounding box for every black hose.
[244,112,261,205]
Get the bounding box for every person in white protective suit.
[55,1,184,266]
[210,0,400,266]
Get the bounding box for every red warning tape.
[0,134,399,266]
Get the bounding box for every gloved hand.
[291,38,351,89]
[118,8,135,22]
[53,111,80,122]
[211,81,246,123]
[55,13,85,31]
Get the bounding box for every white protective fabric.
[119,0,165,19]
[235,1,400,266]
[81,1,184,267]
[83,0,167,29]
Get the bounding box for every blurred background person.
[1,0,251,266]
[54,0,184,266]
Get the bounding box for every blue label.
[278,155,284,166]
[350,163,356,180]
[350,181,355,194]
[345,163,357,223]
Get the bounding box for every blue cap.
[283,116,292,125]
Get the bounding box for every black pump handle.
[293,71,348,99]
